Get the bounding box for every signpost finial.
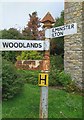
[41,12,55,28]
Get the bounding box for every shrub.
[2,51,17,63]
[17,70,39,85]
[16,51,43,60]
[49,55,64,86]
[50,55,64,71]
[2,59,24,100]
[58,71,71,87]
[49,69,61,86]
[49,69,72,87]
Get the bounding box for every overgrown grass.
[2,84,83,119]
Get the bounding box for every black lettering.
[14,42,18,48]
[40,75,46,84]
[55,32,63,37]
[39,43,42,48]
[27,43,31,48]
[9,42,13,48]
[2,42,9,48]
[59,27,63,31]
[68,25,71,29]
[65,25,69,29]
[23,43,27,48]
[55,32,57,36]
[30,43,39,48]
[34,43,38,48]
[55,28,59,31]
[61,26,65,30]
[52,28,55,32]
[30,43,35,48]
[19,43,23,48]
[60,32,63,36]
[71,24,74,29]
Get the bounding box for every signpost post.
[39,12,55,119]
[0,12,77,120]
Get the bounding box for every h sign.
[38,73,48,86]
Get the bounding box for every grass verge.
[2,84,83,118]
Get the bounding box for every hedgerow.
[2,59,24,100]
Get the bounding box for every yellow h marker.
[38,73,48,86]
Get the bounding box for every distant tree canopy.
[50,11,64,56]
[0,28,23,39]
[54,11,64,27]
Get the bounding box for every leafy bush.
[49,64,79,92]
[17,70,39,85]
[58,71,71,87]
[2,51,17,63]
[2,59,24,100]
[49,69,72,87]
[16,51,43,60]
[50,55,72,87]
[50,55,64,71]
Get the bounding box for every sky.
[0,1,64,31]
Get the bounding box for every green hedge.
[2,59,24,100]
[17,70,39,85]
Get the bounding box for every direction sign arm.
[45,29,52,39]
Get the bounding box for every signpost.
[0,12,77,120]
[45,23,77,38]
[39,12,54,119]
[0,39,49,51]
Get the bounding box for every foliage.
[2,51,17,63]
[54,11,64,27]
[50,11,64,56]
[16,51,43,60]
[2,84,82,118]
[22,11,41,40]
[50,55,64,70]
[49,55,63,86]
[17,70,39,85]
[2,59,24,100]
[49,69,72,87]
[50,55,80,92]
[0,28,23,39]
[58,71,72,87]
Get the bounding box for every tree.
[22,11,41,40]
[0,28,23,39]
[50,11,64,56]
[18,11,43,60]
